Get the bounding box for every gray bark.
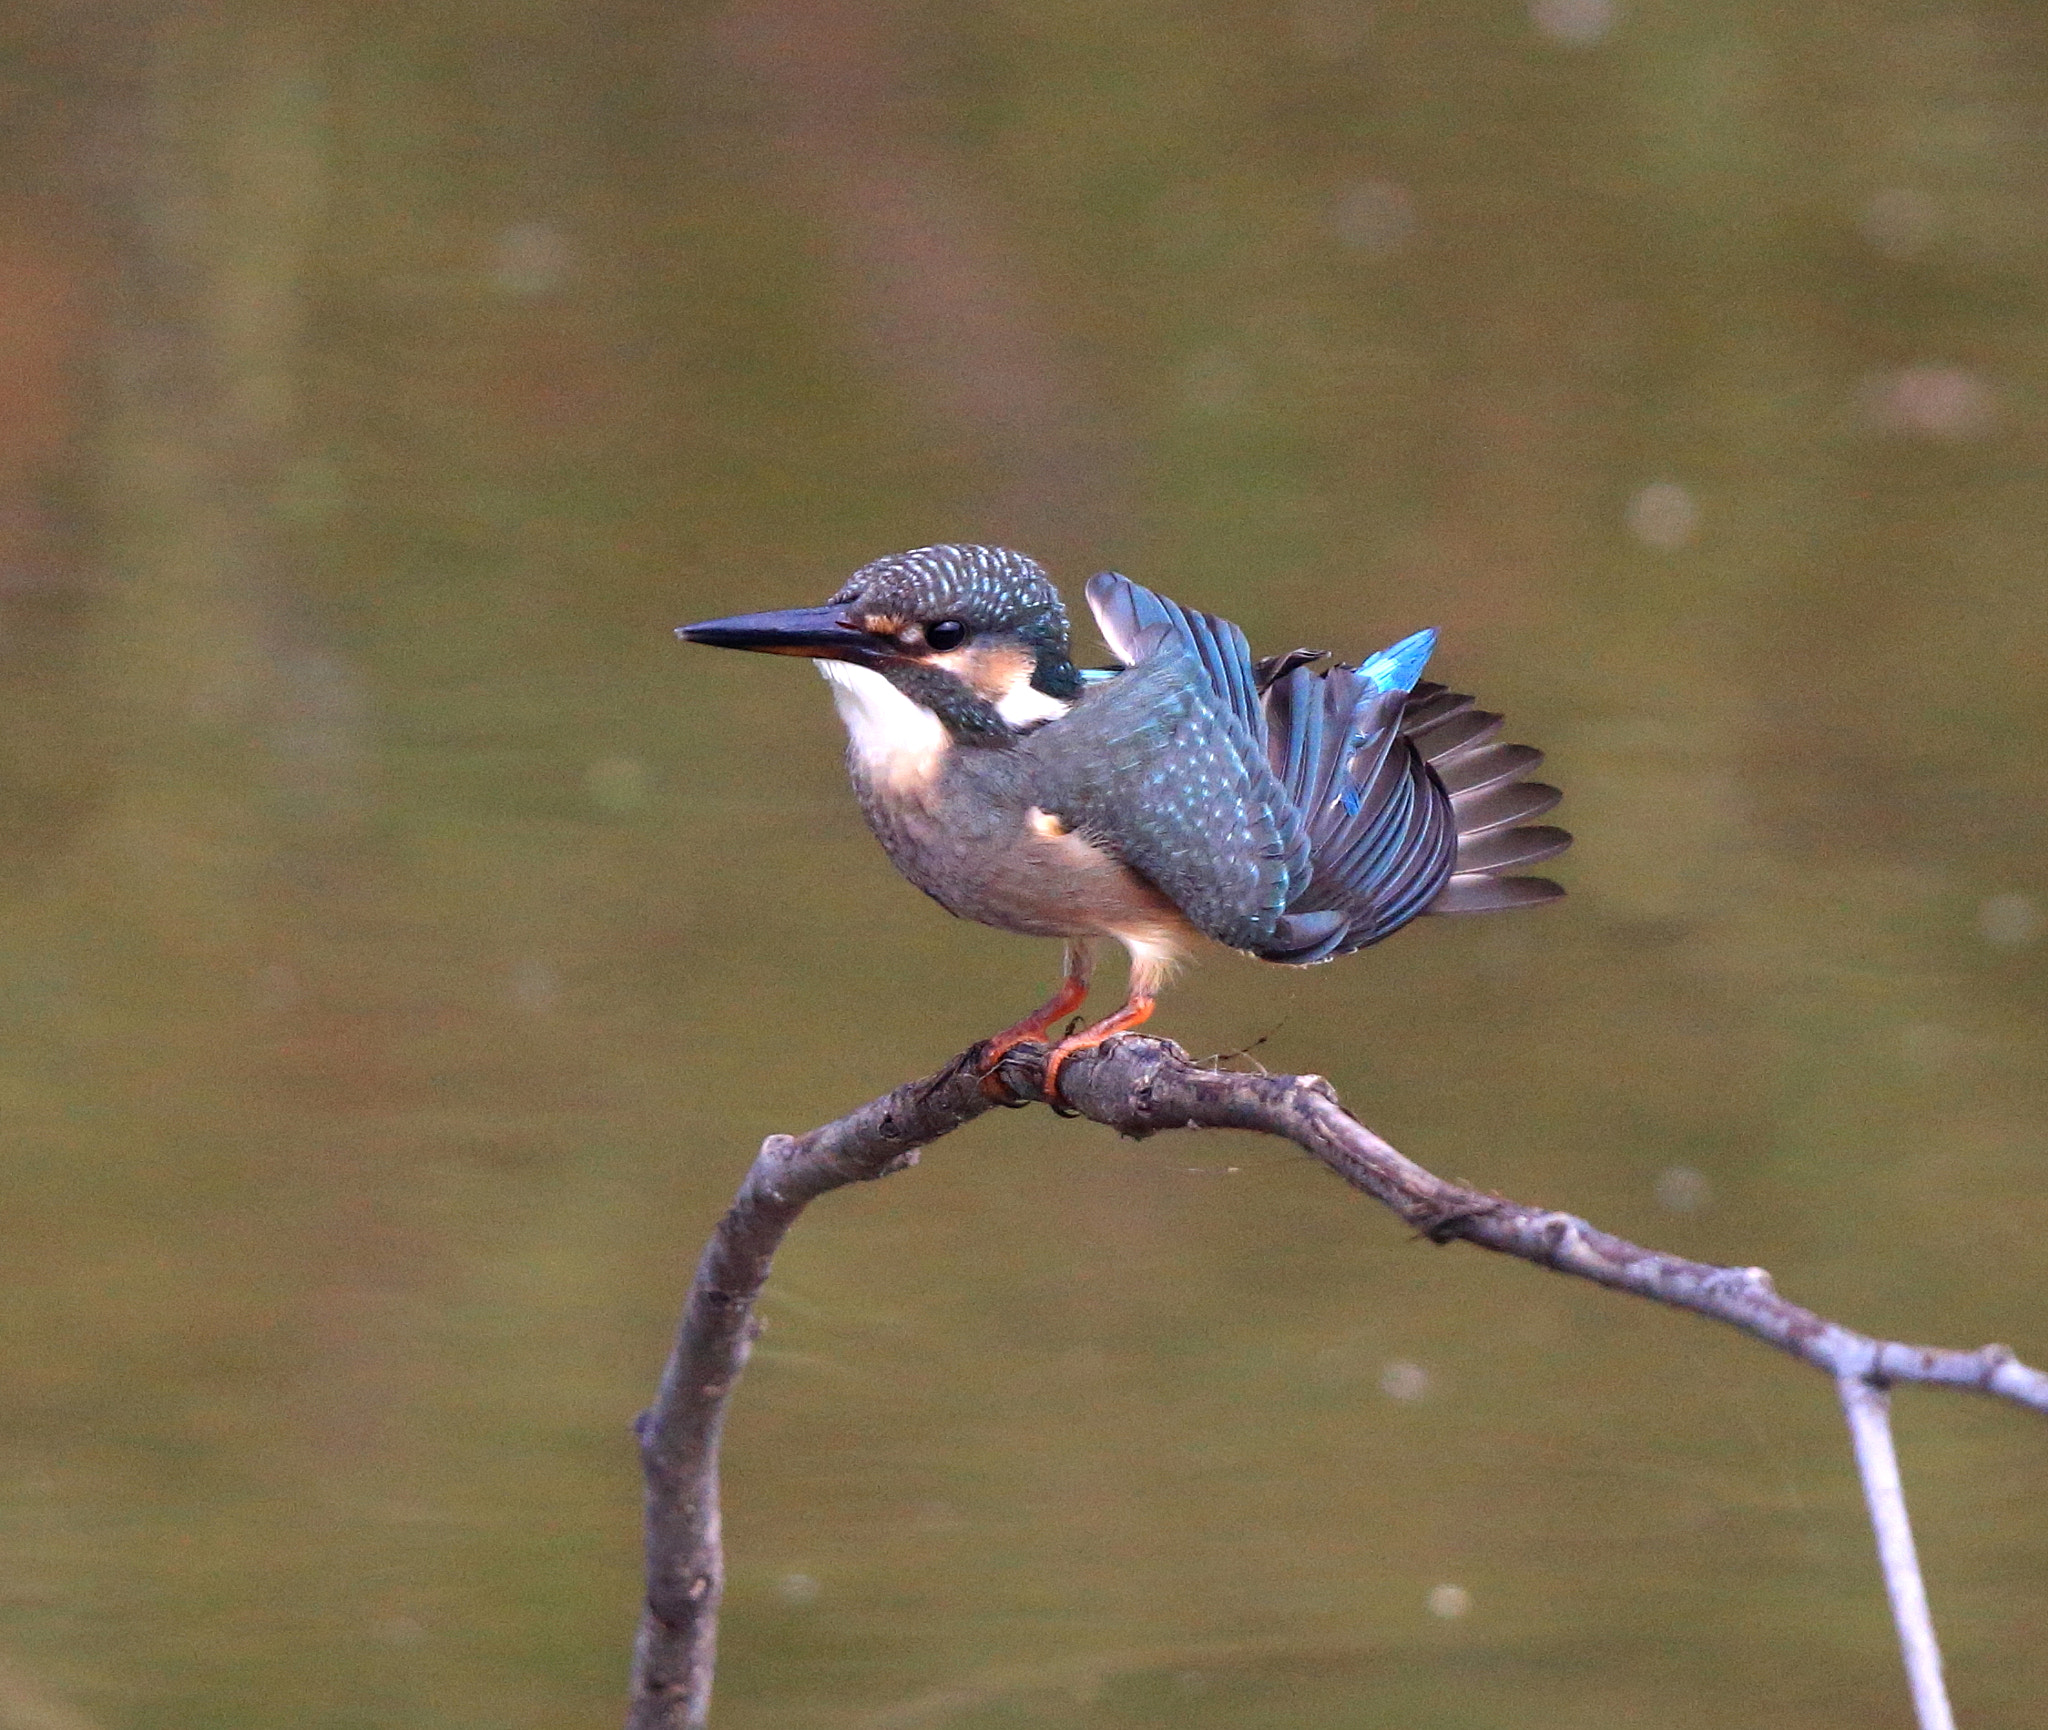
[625,1034,2048,1729]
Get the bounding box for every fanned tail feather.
[1403,679,1569,916]
[1256,666,1569,960]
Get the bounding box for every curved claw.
[977,1048,1033,1107]
[1039,995,1157,1107]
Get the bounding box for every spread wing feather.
[1030,576,1569,960]
[1085,572,1265,742]
[1024,576,1331,954]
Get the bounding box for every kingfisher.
[679,544,1568,1100]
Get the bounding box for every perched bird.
[679,544,1568,1098]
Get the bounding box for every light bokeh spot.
[1859,366,1998,440]
[778,1572,822,1605]
[1333,180,1415,256]
[1380,1359,1431,1401]
[1861,189,1941,259]
[1655,1166,1712,1213]
[1626,481,1698,549]
[1979,893,2043,947]
[1428,1584,1473,1619]
[511,956,560,1014]
[492,221,575,297]
[1531,0,1619,45]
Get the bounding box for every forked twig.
[626,1035,2047,1729]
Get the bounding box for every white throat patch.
[818,661,949,790]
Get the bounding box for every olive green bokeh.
[0,3,2042,1726]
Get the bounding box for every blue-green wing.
[1023,576,1339,956]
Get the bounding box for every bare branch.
[1034,1039,2048,1410]
[1840,1376,1956,1730]
[627,1050,1000,1729]
[626,1034,2048,1727]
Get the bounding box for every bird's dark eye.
[922,619,969,651]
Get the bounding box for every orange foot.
[977,961,1092,1103]
[1040,995,1156,1105]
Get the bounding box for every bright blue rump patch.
[1357,628,1436,695]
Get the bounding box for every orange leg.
[1040,993,1157,1103]
[978,942,1094,1099]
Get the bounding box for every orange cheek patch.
[929,642,1037,702]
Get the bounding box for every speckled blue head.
[828,545,1078,698]
[678,544,1085,744]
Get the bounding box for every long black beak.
[675,605,878,661]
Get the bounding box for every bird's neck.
[818,645,1083,795]
[887,661,1012,744]
[870,640,1083,744]
[1030,648,1082,703]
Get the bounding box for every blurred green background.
[0,1,2042,1725]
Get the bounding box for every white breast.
[818,661,949,790]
